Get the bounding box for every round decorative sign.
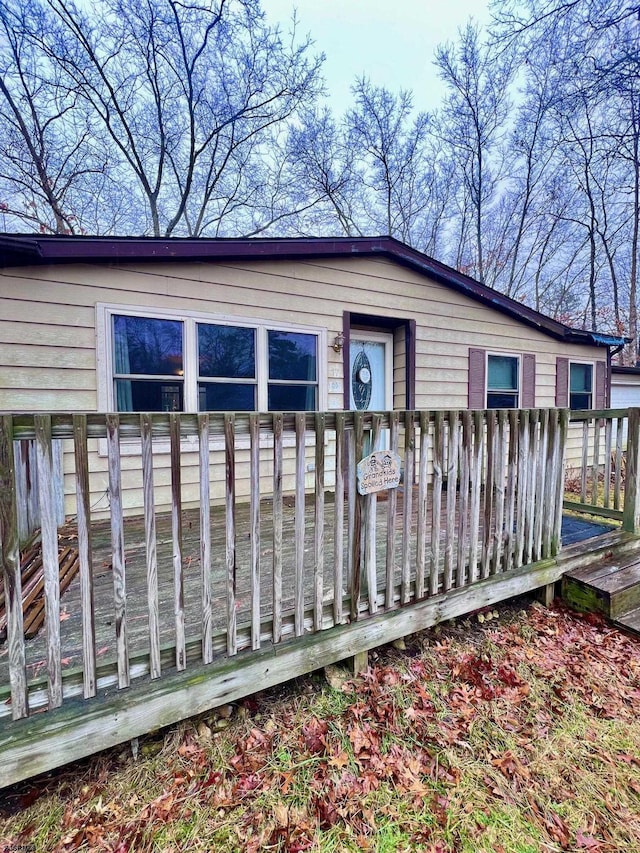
[352,350,372,410]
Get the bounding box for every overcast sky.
[264,0,492,113]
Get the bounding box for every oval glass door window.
[352,350,372,410]
[349,336,391,411]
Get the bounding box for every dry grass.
[1,599,639,852]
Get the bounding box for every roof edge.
[0,233,627,347]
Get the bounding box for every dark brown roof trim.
[612,365,640,375]
[0,233,626,347]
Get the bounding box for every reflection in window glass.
[113,315,184,411]
[114,379,183,412]
[198,382,255,411]
[570,363,592,410]
[198,324,255,378]
[268,331,317,381]
[268,384,317,411]
[113,315,183,376]
[487,355,519,408]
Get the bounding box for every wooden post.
[443,411,458,592]
[429,411,444,596]
[106,414,129,689]
[272,413,284,642]
[481,410,496,580]
[249,413,261,650]
[350,413,364,620]
[416,411,430,599]
[295,412,306,636]
[365,413,382,614]
[74,414,97,697]
[224,413,237,655]
[456,411,471,587]
[141,414,161,678]
[314,412,326,629]
[492,410,507,574]
[614,416,624,511]
[468,411,483,583]
[401,411,415,604]
[35,415,62,709]
[170,414,186,671]
[0,415,28,719]
[198,414,212,666]
[333,412,345,625]
[536,583,556,607]
[552,409,569,555]
[385,412,400,608]
[623,407,640,534]
[351,650,369,675]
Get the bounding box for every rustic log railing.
[0,408,573,726]
[563,409,629,524]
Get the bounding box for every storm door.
[349,332,393,450]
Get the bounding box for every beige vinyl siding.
[0,254,607,515]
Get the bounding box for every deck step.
[612,607,640,638]
[562,556,640,619]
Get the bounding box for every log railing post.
[623,408,640,534]
[0,415,28,719]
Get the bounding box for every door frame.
[348,330,394,411]
[341,311,416,410]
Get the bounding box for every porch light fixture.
[332,332,346,353]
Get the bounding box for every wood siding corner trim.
[407,320,416,409]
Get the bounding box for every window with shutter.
[487,354,520,408]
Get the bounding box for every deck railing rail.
[564,409,631,524]
[0,407,573,724]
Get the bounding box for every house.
[0,234,626,517]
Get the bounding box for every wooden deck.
[3,405,640,788]
[1,487,488,707]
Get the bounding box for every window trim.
[568,360,594,411]
[96,303,327,454]
[485,352,521,409]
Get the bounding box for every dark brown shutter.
[556,357,569,407]
[522,353,536,408]
[468,348,486,409]
[595,361,606,409]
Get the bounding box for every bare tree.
[434,23,513,284]
[0,0,324,236]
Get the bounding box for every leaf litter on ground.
[1,597,639,852]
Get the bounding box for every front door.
[349,332,393,450]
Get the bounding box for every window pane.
[487,392,518,409]
[115,379,183,412]
[198,382,255,411]
[570,364,592,393]
[113,315,183,376]
[487,355,518,390]
[268,384,317,411]
[198,324,255,379]
[570,392,591,410]
[268,331,317,381]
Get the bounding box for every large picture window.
[487,354,519,408]
[569,363,593,410]
[106,308,322,413]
